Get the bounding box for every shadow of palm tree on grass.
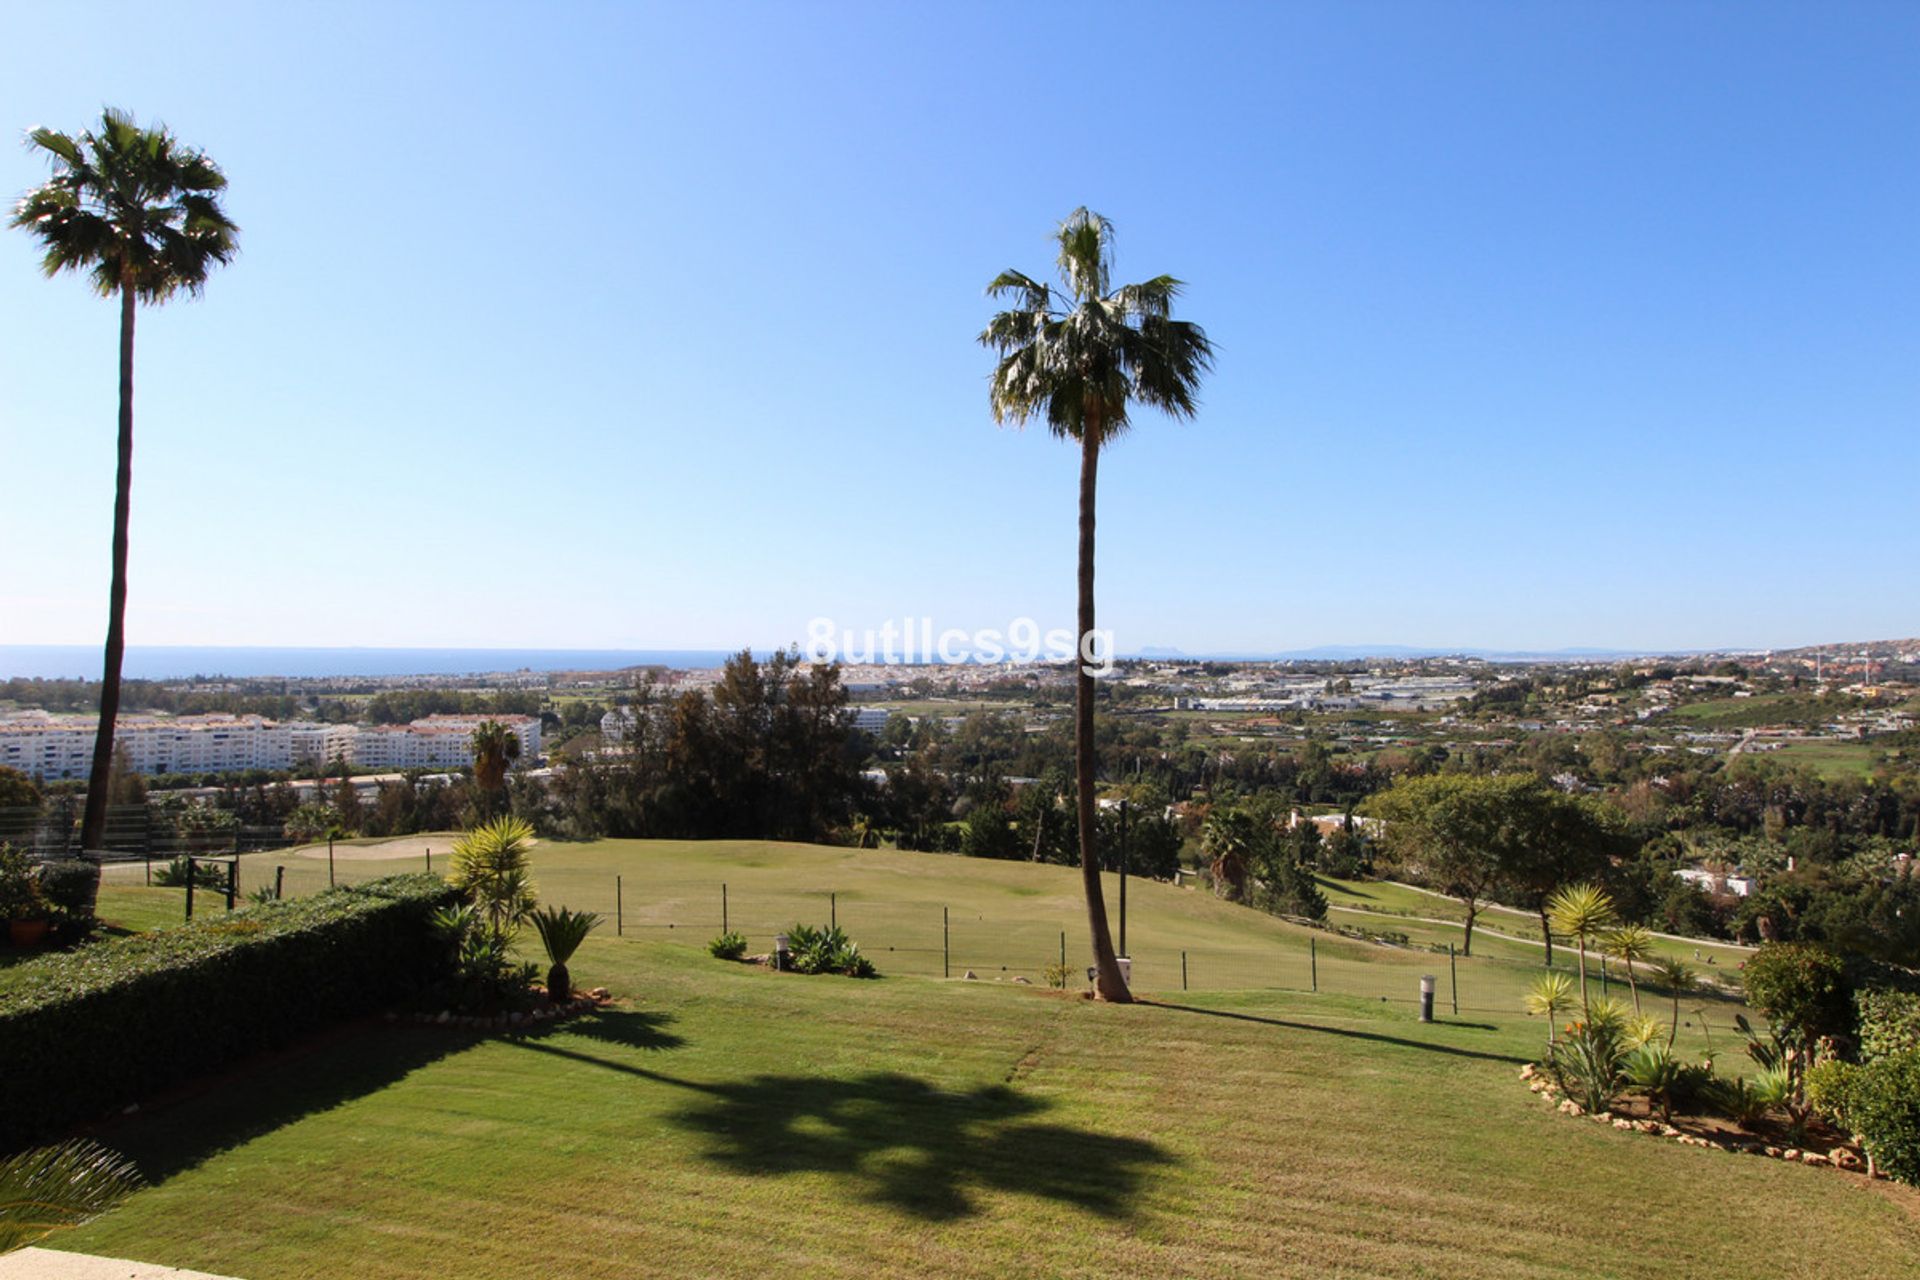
[670,1072,1172,1221]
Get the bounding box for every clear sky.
[2,2,1915,658]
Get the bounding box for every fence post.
[226,859,237,912]
[1601,954,1609,998]
[831,891,836,930]
[616,875,623,937]
[1182,950,1189,992]
[274,865,284,901]
[1059,930,1066,973]
[943,906,950,978]
[722,882,729,935]
[185,861,195,921]
[425,845,431,873]
[1449,942,1458,1015]
[1311,936,1318,993]
[328,835,336,888]
[144,853,151,887]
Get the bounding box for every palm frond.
[0,1140,142,1254]
[11,107,238,303]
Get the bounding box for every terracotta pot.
[8,918,50,949]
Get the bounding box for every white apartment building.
[353,715,541,771]
[0,712,539,781]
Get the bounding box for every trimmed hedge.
[0,874,457,1152]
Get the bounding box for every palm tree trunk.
[1460,901,1476,957]
[1076,415,1128,1003]
[1539,906,1554,967]
[1625,964,1639,1013]
[1576,935,1591,1019]
[80,285,136,852]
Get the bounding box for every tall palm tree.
[470,720,522,819]
[11,109,238,852]
[981,209,1213,1002]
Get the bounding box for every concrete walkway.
[0,1248,241,1279]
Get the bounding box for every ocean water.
[0,646,744,681]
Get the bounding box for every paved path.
[0,1248,241,1279]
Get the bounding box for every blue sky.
[2,2,1915,657]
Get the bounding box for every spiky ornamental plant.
[1548,882,1617,1020]
[448,817,539,932]
[0,1140,141,1254]
[529,906,600,1001]
[1603,923,1657,1013]
[1524,972,1576,1050]
[10,110,237,853]
[981,209,1213,1004]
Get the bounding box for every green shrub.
[0,844,42,922]
[1042,961,1074,990]
[708,931,747,961]
[1855,988,1920,1063]
[1809,1050,1920,1186]
[1744,942,1851,1052]
[36,859,101,941]
[0,874,457,1151]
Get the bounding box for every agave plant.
[529,906,601,1001]
[1550,1016,1627,1114]
[1623,1041,1686,1123]
[1603,923,1657,1012]
[1548,882,1617,1018]
[0,1140,142,1254]
[1524,972,1576,1049]
[449,817,538,931]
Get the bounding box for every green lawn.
[54,938,1920,1279]
[1764,740,1885,780]
[93,838,1748,1046]
[1315,876,1756,974]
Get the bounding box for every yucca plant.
[1524,972,1576,1050]
[1603,923,1657,1012]
[0,1140,142,1254]
[529,906,601,1001]
[1548,882,1617,1018]
[1623,1013,1666,1051]
[449,817,538,931]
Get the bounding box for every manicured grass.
[1765,740,1885,780]
[56,939,1920,1279]
[1315,876,1755,972]
[94,838,1749,1051]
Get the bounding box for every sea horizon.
[0,645,751,681]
